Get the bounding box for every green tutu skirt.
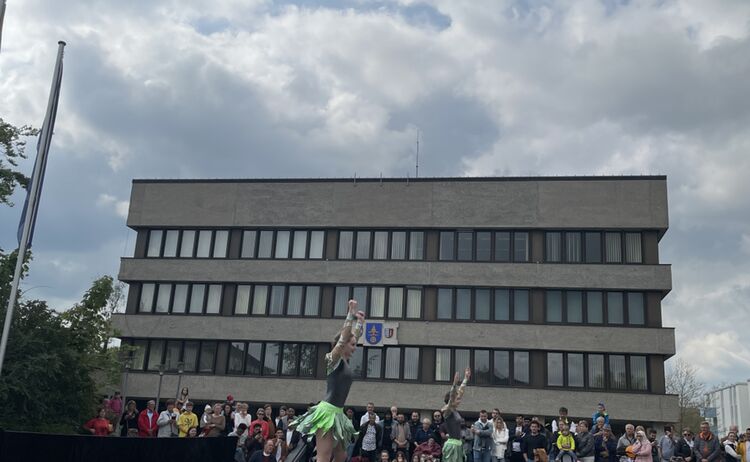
[289,401,357,448]
[443,438,465,462]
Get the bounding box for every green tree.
[0,117,38,206]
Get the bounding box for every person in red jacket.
[83,407,113,436]
[251,407,271,440]
[138,400,159,437]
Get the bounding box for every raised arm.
[442,368,471,414]
[328,300,365,367]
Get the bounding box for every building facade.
[113,176,678,426]
[706,381,750,436]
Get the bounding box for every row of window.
[124,339,650,392]
[147,229,230,259]
[137,283,651,326]
[545,231,642,264]
[142,228,648,265]
[545,290,646,325]
[546,352,648,391]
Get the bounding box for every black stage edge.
[0,429,237,462]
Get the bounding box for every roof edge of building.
[132,175,667,184]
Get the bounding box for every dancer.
[290,299,365,462]
[441,368,472,462]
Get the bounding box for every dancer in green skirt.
[442,368,472,462]
[290,299,365,462]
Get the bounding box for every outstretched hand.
[348,299,358,314]
[355,310,366,322]
[464,368,472,380]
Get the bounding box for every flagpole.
[0,0,6,53]
[0,41,65,377]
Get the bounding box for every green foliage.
[0,254,124,432]
[0,117,39,206]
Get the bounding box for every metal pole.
[155,364,164,414]
[116,360,131,436]
[0,0,7,53]
[0,41,66,377]
[175,362,184,401]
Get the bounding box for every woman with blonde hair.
[493,416,509,462]
[631,431,653,462]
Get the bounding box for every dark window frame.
[543,230,646,265]
[544,351,650,392]
[433,348,531,387]
[331,285,423,320]
[436,287,531,323]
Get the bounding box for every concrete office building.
[113,176,678,427]
[706,381,750,436]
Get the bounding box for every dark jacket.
[381,418,394,451]
[522,433,548,460]
[675,438,694,461]
[577,431,595,458]
[595,435,618,462]
[415,428,436,446]
[694,433,721,462]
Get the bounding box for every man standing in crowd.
[509,417,527,462]
[595,425,618,462]
[250,439,277,462]
[592,405,609,427]
[409,411,421,439]
[432,410,446,443]
[552,407,577,435]
[577,420,595,462]
[648,428,659,462]
[694,421,720,462]
[357,412,383,462]
[361,403,380,427]
[382,411,395,457]
[178,401,198,437]
[273,428,289,462]
[204,403,226,437]
[157,399,179,437]
[251,407,271,439]
[415,418,435,447]
[392,413,412,459]
[522,420,548,462]
[617,424,637,462]
[657,426,676,462]
[473,410,494,462]
[246,424,265,458]
[138,400,158,437]
[229,423,250,462]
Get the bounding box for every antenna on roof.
[415,127,420,178]
[353,173,357,186]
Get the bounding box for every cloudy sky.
[1,0,749,386]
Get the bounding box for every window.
[384,347,400,379]
[514,290,529,321]
[628,292,645,325]
[245,342,263,375]
[404,347,419,380]
[609,355,627,390]
[235,285,251,314]
[567,353,584,388]
[493,350,510,385]
[147,230,163,257]
[370,287,385,318]
[495,232,510,261]
[213,230,228,258]
[588,354,605,388]
[292,231,307,259]
[355,231,371,259]
[454,349,470,376]
[155,284,171,313]
[607,292,624,324]
[494,289,510,321]
[309,231,325,259]
[409,232,424,260]
[198,341,217,373]
[546,291,563,322]
[269,286,285,315]
[172,284,188,313]
[437,289,452,320]
[299,344,317,377]
[435,348,451,381]
[287,286,303,315]
[206,285,222,314]
[567,291,583,323]
[605,232,621,263]
[475,350,491,384]
[180,230,196,257]
[388,287,404,318]
[263,343,280,375]
[514,232,529,262]
[457,232,473,261]
[630,355,648,390]
[252,285,268,315]
[183,341,199,372]
[163,230,179,257]
[338,231,353,259]
[406,289,421,319]
[391,232,406,260]
[586,291,603,324]
[196,230,212,258]
[147,340,164,371]
[585,232,602,263]
[258,231,274,258]
[546,232,562,262]
[189,285,205,314]
[241,231,257,258]
[304,286,321,316]
[349,348,364,377]
[281,344,299,376]
[139,283,155,313]
[439,232,454,260]
[456,289,471,320]
[513,351,530,385]
[565,232,581,262]
[475,289,491,321]
[366,348,382,378]
[373,232,389,259]
[131,339,148,370]
[547,352,564,386]
[476,232,492,261]
[334,286,349,317]
[275,231,290,259]
[228,342,245,374]
[625,233,642,263]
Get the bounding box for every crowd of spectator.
[83,395,750,462]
